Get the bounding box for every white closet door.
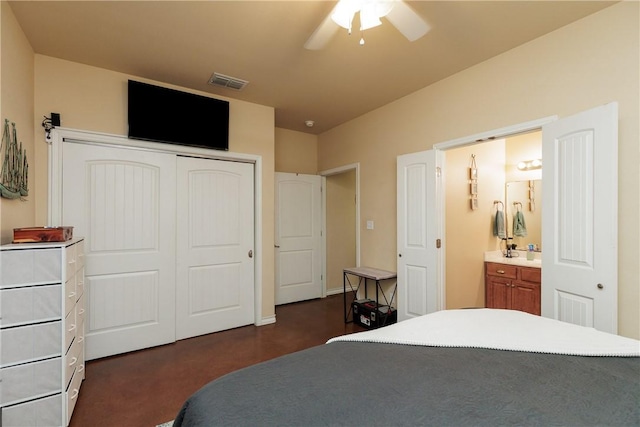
[62,142,177,360]
[176,156,255,340]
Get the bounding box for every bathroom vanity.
[484,251,541,316]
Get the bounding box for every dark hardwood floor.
[69,294,364,427]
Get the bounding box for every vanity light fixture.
[517,159,542,171]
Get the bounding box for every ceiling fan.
[304,0,430,50]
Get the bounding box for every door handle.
[274,245,280,248]
[248,250,253,258]
[597,283,604,289]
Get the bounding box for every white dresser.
[0,238,85,426]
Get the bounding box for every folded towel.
[494,210,506,239]
[513,211,527,237]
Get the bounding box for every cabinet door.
[486,276,511,310]
[511,281,541,316]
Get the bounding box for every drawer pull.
[70,389,79,400]
[68,291,76,299]
[78,364,85,373]
[78,309,85,315]
[497,269,505,274]
[68,324,76,333]
[78,336,84,343]
[68,356,78,367]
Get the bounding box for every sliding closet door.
[176,156,255,340]
[62,142,177,360]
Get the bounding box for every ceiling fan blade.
[386,1,430,42]
[304,11,340,50]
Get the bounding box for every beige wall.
[32,55,276,319]
[275,128,317,174]
[318,2,640,338]
[326,169,356,293]
[0,2,35,243]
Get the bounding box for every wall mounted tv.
[128,80,229,151]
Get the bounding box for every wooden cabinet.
[485,262,541,316]
[0,238,85,426]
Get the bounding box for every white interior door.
[397,149,443,321]
[62,142,176,360]
[275,173,322,305]
[542,103,618,333]
[176,156,254,340]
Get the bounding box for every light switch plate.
[366,220,374,230]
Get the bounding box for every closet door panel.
[176,156,255,340]
[62,142,176,360]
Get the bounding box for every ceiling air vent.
[208,72,249,91]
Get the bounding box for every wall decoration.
[469,154,478,210]
[0,119,29,199]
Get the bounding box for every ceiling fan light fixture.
[332,0,395,32]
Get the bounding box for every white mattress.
[328,308,640,357]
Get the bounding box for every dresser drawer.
[1,357,61,406]
[1,393,63,427]
[65,244,76,282]
[65,334,83,387]
[66,366,84,425]
[1,321,62,366]
[1,284,61,327]
[76,267,85,300]
[76,240,85,270]
[64,275,76,317]
[76,293,86,328]
[65,308,76,353]
[0,249,62,288]
[485,262,517,279]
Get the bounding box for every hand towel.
[513,211,527,237]
[493,211,506,239]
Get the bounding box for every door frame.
[47,127,267,326]
[319,163,361,297]
[433,116,557,307]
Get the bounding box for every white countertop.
[484,250,541,268]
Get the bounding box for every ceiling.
[9,1,617,135]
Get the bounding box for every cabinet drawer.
[1,284,61,327]
[1,358,61,406]
[0,249,62,288]
[1,321,62,366]
[66,366,84,425]
[1,393,63,427]
[520,267,541,284]
[485,262,517,279]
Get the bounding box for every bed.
[174,309,640,426]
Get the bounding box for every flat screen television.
[128,80,229,151]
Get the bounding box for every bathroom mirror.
[505,180,541,250]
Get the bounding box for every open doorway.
[321,164,360,295]
[444,131,542,309]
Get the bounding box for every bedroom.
[0,1,638,426]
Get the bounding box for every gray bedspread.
[174,341,640,426]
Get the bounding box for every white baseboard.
[326,287,345,296]
[257,314,276,326]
